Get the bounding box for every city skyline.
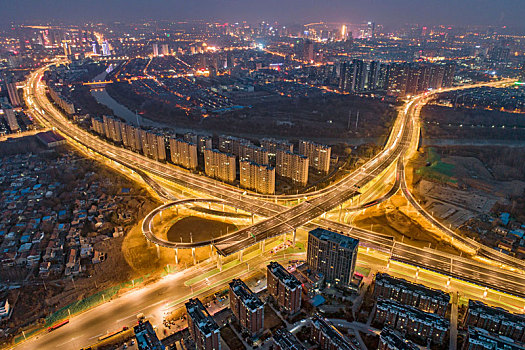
[1,2,525,349]
[1,0,524,28]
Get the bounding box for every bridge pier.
[192,247,196,265]
[292,229,296,247]
[251,213,254,224]
[338,204,342,222]
[175,248,178,264]
[217,254,222,271]
[239,249,244,262]
[260,240,265,253]
[156,244,160,258]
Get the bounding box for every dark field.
[166,216,237,243]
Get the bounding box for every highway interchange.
[14,62,525,348]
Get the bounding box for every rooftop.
[379,327,419,350]
[467,327,525,350]
[268,261,302,290]
[273,328,306,350]
[376,273,450,304]
[229,279,264,312]
[134,320,164,350]
[311,315,354,350]
[185,298,220,336]
[309,228,359,250]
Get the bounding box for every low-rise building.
[374,273,450,316]
[374,298,449,346]
[464,327,525,350]
[378,327,419,350]
[465,300,525,343]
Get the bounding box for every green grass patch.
[355,266,371,277]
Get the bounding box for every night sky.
[2,0,524,27]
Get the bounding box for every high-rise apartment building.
[152,42,159,57]
[186,298,221,350]
[228,279,264,335]
[204,149,236,183]
[307,228,358,287]
[161,44,169,56]
[303,40,314,62]
[139,130,166,161]
[101,41,111,56]
[261,138,294,155]
[298,141,331,173]
[169,138,198,170]
[267,262,302,315]
[103,115,122,143]
[276,150,309,186]
[239,144,269,165]
[218,135,251,156]
[239,160,275,194]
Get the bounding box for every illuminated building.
[274,328,306,350]
[261,138,293,155]
[239,160,275,194]
[218,135,251,156]
[378,327,419,350]
[103,115,122,143]
[276,150,309,186]
[6,80,21,107]
[303,40,314,62]
[228,279,264,336]
[374,273,450,316]
[239,144,269,165]
[298,140,331,173]
[169,138,198,170]
[204,149,236,183]
[307,228,358,287]
[92,41,100,55]
[374,299,449,345]
[161,43,169,55]
[152,42,159,57]
[186,298,221,350]
[365,21,376,39]
[101,40,111,56]
[311,315,353,350]
[465,300,525,342]
[267,262,302,315]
